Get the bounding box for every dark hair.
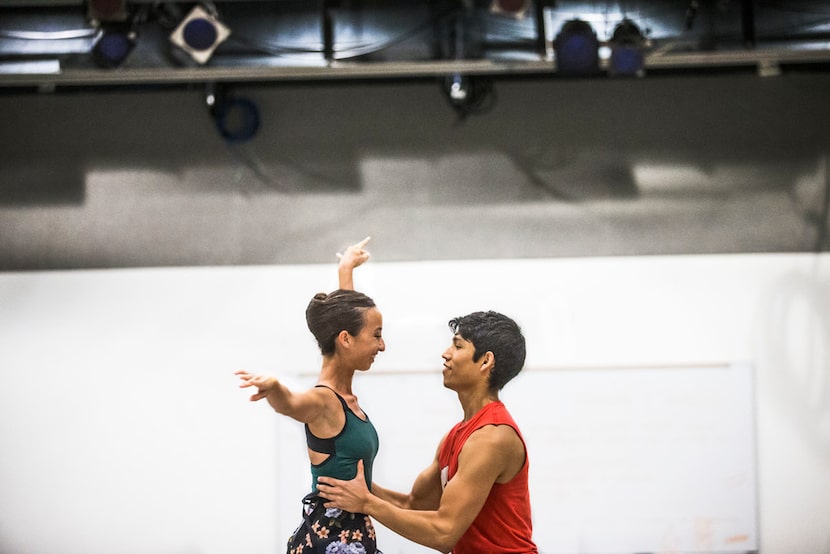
[448,310,526,391]
[306,289,376,356]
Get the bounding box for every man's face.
[441,333,481,390]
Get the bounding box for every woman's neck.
[317,357,355,396]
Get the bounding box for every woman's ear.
[336,329,351,349]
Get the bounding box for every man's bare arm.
[371,456,443,511]
[319,425,522,553]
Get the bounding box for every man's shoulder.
[466,422,523,450]
[461,424,527,484]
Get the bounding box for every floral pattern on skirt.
[287,493,382,554]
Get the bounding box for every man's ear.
[480,351,495,373]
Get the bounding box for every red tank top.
[437,401,537,554]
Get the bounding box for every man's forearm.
[369,483,410,508]
[371,480,441,511]
[363,495,458,554]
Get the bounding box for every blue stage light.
[169,6,230,64]
[609,19,647,77]
[183,18,218,51]
[554,19,599,76]
[92,27,135,68]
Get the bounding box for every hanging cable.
[815,155,830,253]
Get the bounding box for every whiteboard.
[278,364,758,554]
[504,363,759,554]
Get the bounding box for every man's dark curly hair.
[448,310,526,391]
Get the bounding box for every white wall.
[1,253,828,553]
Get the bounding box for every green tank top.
[305,385,379,494]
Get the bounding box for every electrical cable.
[815,155,830,253]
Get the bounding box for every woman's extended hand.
[337,236,371,290]
[235,370,278,402]
[337,236,371,270]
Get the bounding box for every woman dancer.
[236,237,385,554]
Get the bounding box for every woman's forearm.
[263,379,296,415]
[338,265,355,290]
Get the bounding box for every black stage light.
[169,5,230,64]
[553,19,600,76]
[609,19,647,77]
[92,25,136,68]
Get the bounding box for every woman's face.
[349,307,385,371]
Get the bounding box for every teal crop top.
[305,385,379,494]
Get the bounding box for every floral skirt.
[286,493,382,554]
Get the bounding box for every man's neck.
[457,389,500,421]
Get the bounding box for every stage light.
[447,73,469,103]
[441,74,496,120]
[87,0,127,23]
[91,26,136,68]
[169,5,230,65]
[489,0,530,19]
[553,19,599,76]
[608,19,647,77]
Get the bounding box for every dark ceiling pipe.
[321,0,335,63]
[533,0,547,58]
[741,0,756,48]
